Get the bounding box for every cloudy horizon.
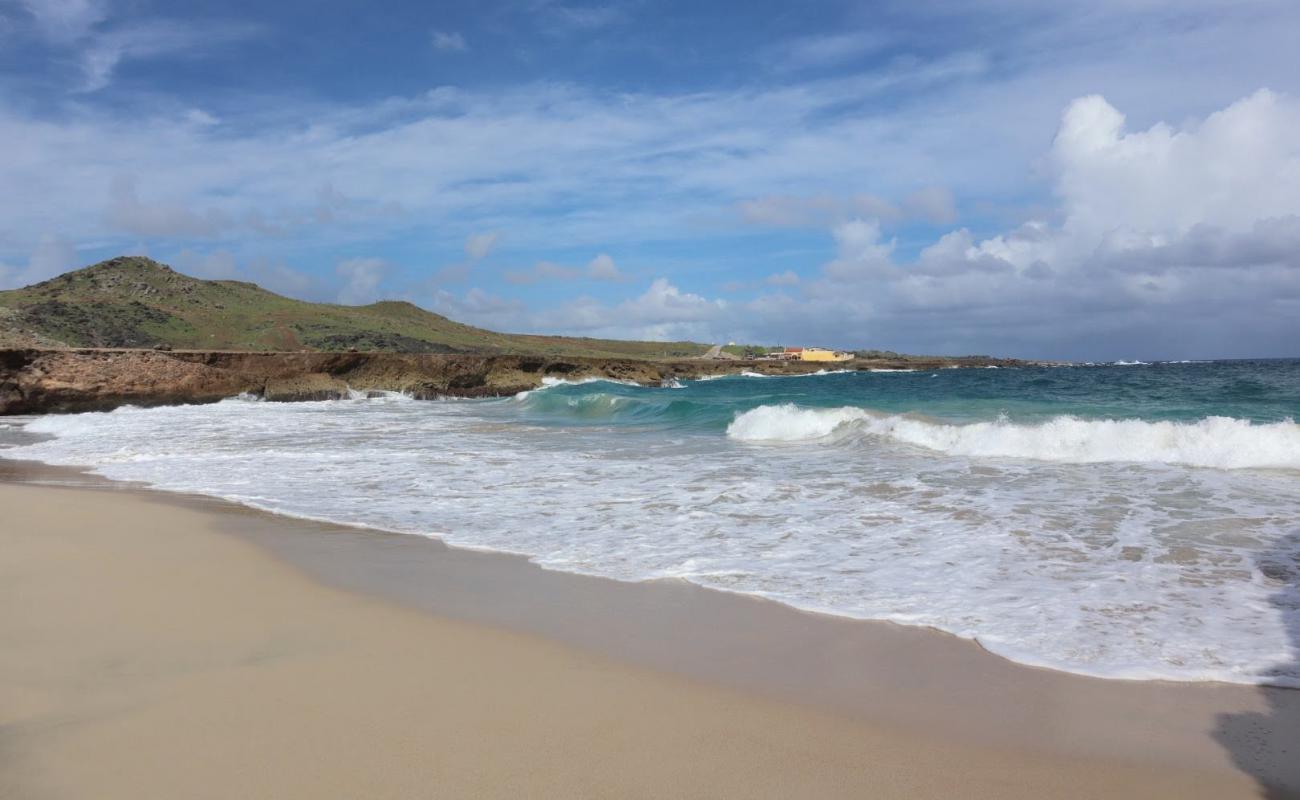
[2,0,1299,360]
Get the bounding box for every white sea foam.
[695,369,851,382]
[725,404,870,442]
[1112,360,1151,366]
[728,404,1300,471]
[512,375,640,399]
[7,395,1300,687]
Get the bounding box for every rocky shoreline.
[0,348,1032,415]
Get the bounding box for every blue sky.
[2,0,1299,359]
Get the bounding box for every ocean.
[3,359,1299,686]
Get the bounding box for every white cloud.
[823,219,895,278]
[105,175,232,237]
[1049,90,1300,241]
[586,253,623,280]
[739,194,899,228]
[504,260,579,285]
[771,31,888,72]
[901,186,957,224]
[0,235,78,289]
[425,286,526,331]
[80,19,257,92]
[171,250,321,298]
[16,2,259,92]
[528,278,729,341]
[542,4,623,33]
[475,90,1300,359]
[335,257,389,305]
[177,249,238,279]
[464,231,500,260]
[764,270,800,286]
[19,0,107,42]
[738,189,958,229]
[431,30,466,52]
[0,29,1254,259]
[5,0,1300,360]
[254,261,318,298]
[184,109,220,127]
[27,234,78,282]
[504,253,625,284]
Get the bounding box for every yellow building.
[797,347,853,362]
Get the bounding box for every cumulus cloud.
[827,91,1300,355]
[528,278,729,341]
[484,90,1300,359]
[0,33,1016,267]
[0,10,1160,274]
[335,257,389,305]
[1048,90,1300,241]
[4,0,1300,361]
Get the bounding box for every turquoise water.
[518,360,1300,430]
[5,360,1300,685]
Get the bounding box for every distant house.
[761,348,799,360]
[759,346,852,362]
[796,347,852,362]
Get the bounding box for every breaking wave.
[8,361,1300,687]
[727,404,1300,470]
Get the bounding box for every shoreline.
[3,459,1298,797]
[6,446,1297,693]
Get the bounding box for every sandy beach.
[2,475,1297,799]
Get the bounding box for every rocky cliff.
[0,348,1029,415]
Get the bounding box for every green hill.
[0,256,711,359]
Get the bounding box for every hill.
[0,257,712,359]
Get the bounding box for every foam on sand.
[8,368,1300,688]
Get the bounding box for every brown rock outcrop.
[0,348,1031,415]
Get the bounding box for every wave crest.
[727,404,1300,470]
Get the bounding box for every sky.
[1,0,1299,359]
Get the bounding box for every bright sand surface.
[2,476,1298,799]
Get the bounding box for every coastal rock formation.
[0,348,1028,415]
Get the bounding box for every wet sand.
[2,469,1297,798]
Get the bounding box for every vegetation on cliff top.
[0,257,712,358]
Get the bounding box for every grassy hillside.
[0,257,712,359]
